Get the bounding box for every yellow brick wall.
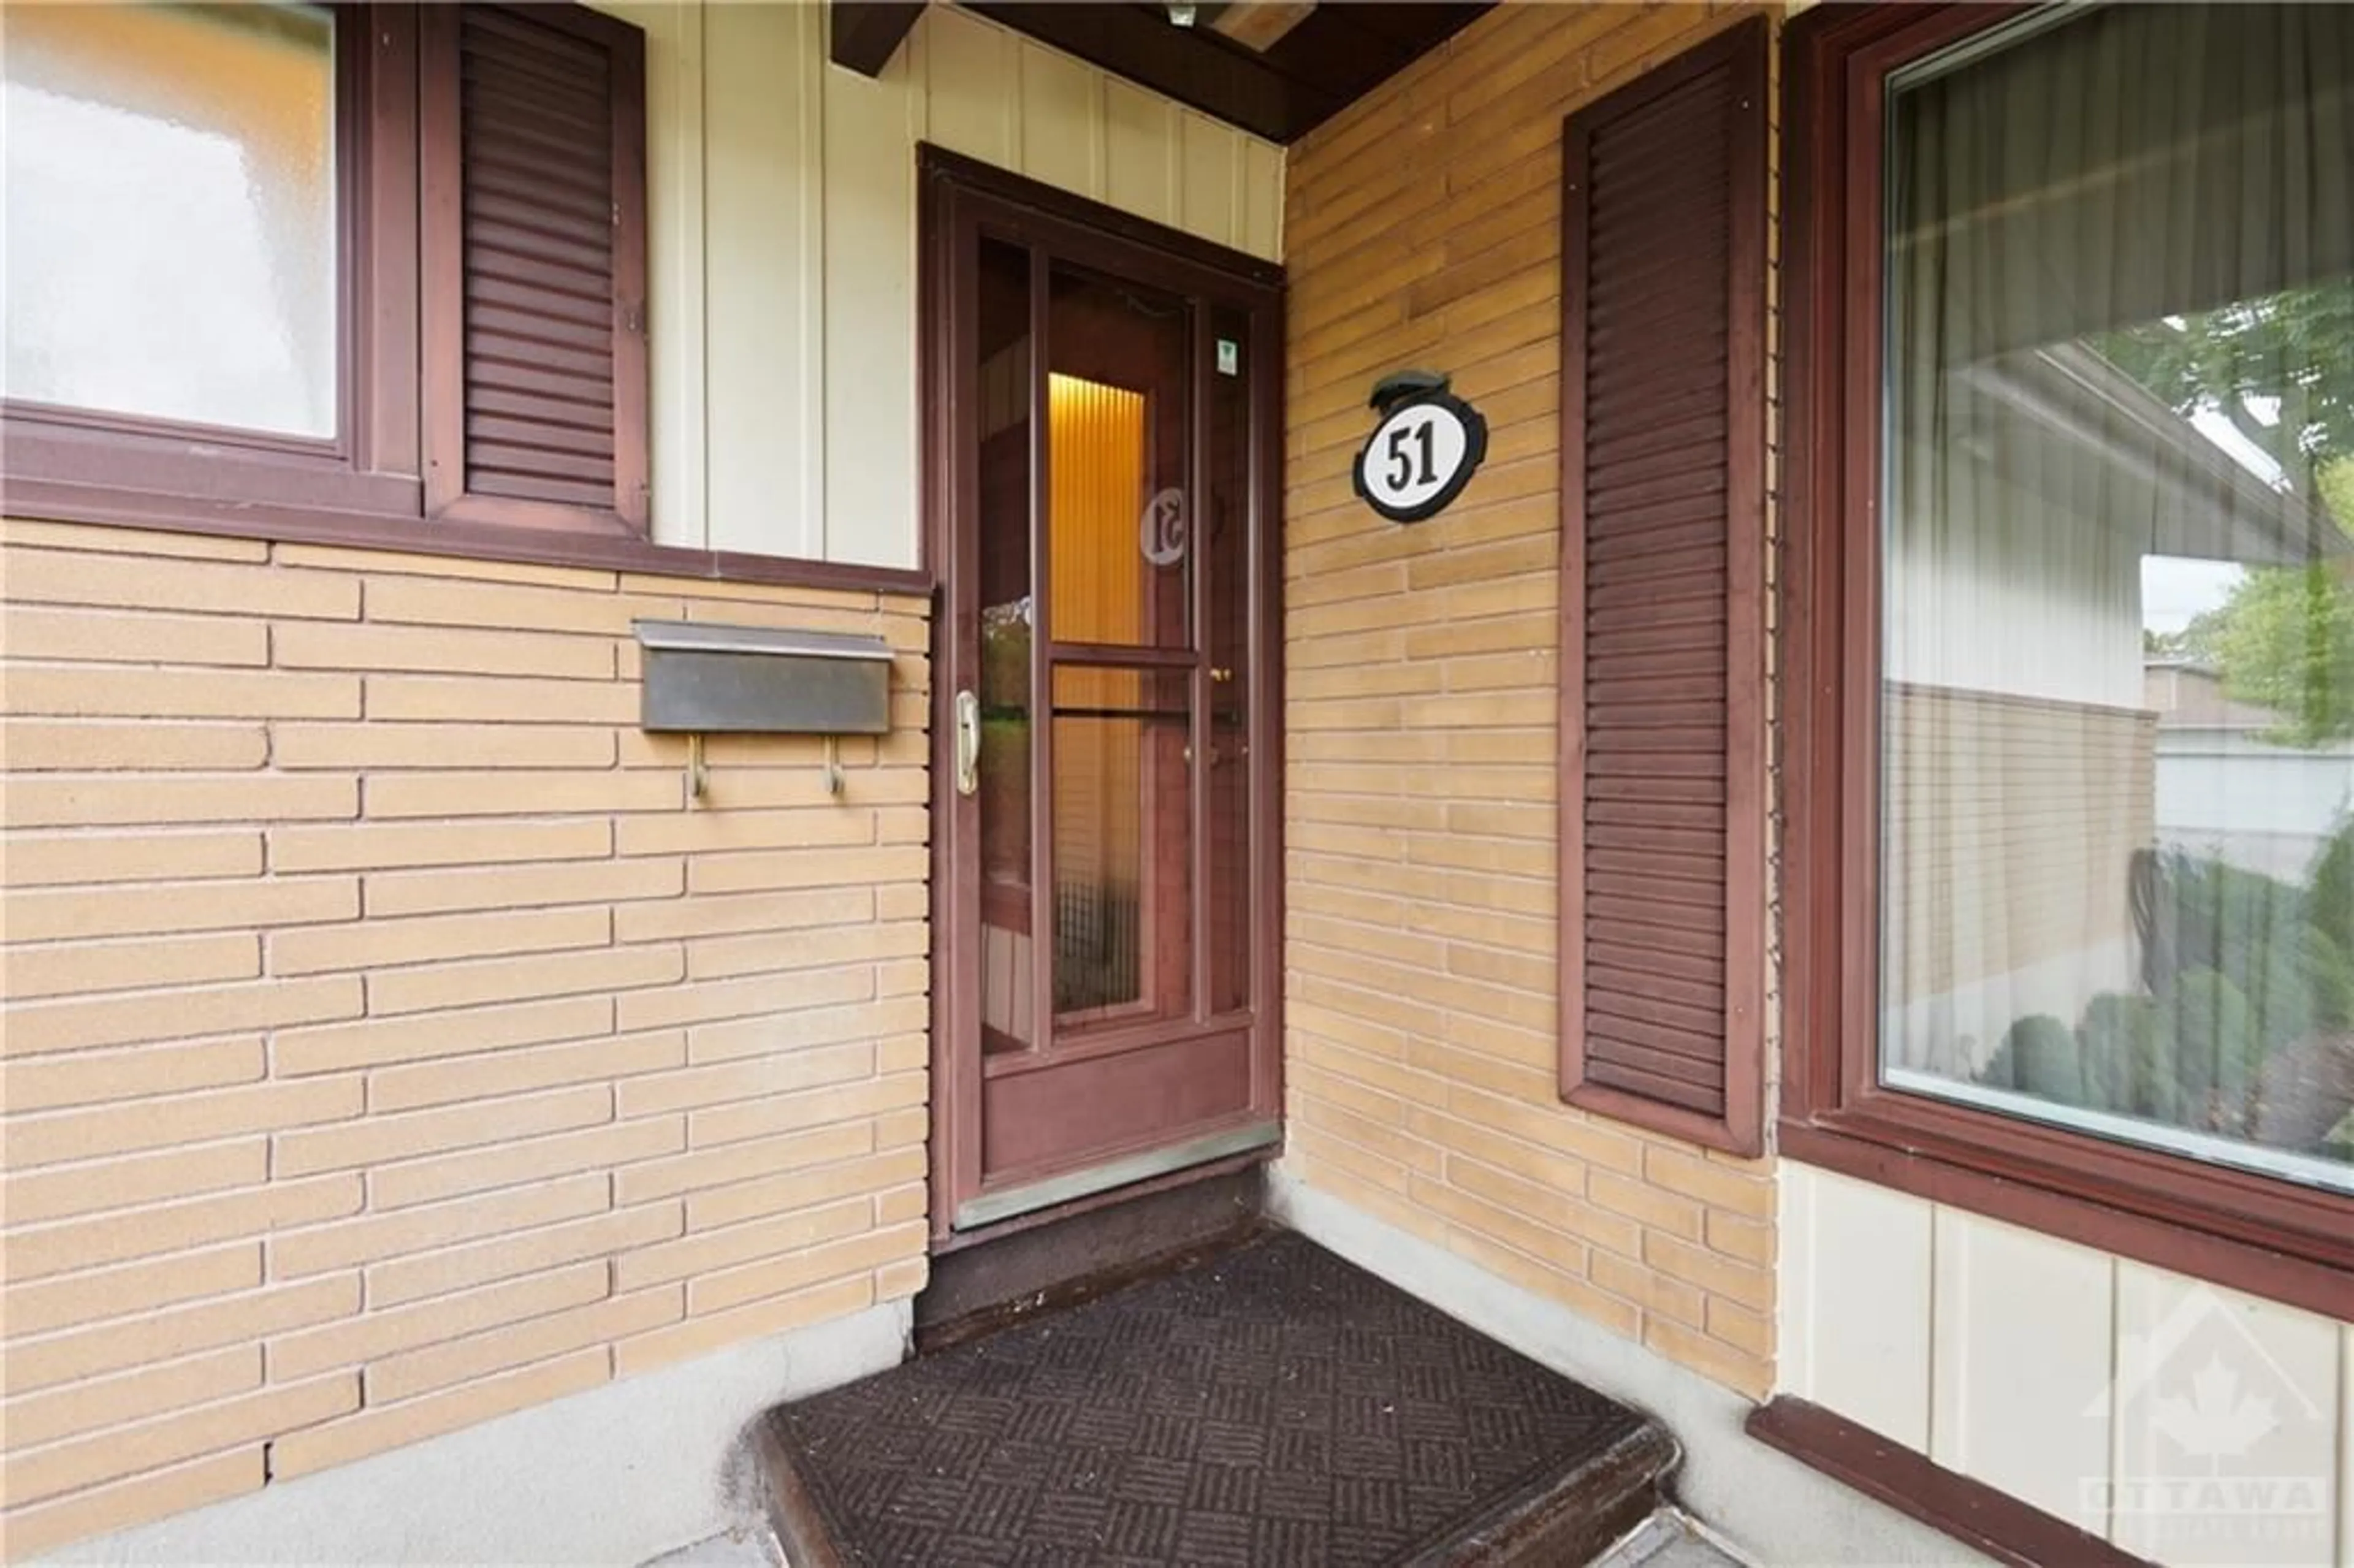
[1281,2,1780,1398]
[0,519,931,1558]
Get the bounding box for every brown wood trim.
[1558,65,1594,1121]
[0,480,932,596]
[1717,13,1772,1164]
[357,2,422,479]
[1820,1088,2354,1260]
[1780,0,2037,1164]
[0,425,419,514]
[1565,1083,1752,1159]
[1777,0,2353,1313]
[682,547,926,596]
[418,1,466,520]
[607,9,652,532]
[433,492,646,539]
[1024,241,1059,1093]
[926,162,986,1241]
[0,400,341,460]
[1775,0,1848,1139]
[1780,1130,2354,1323]
[1746,1398,2152,1568]
[1247,291,1288,1130]
[1048,641,1199,668]
[1188,299,1216,1031]
[917,145,1286,294]
[983,1014,1256,1081]
[1557,16,1769,1158]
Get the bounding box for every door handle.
[955,689,981,797]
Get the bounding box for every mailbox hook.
[690,732,840,804]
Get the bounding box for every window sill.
[2,474,935,599]
[1778,1105,2353,1322]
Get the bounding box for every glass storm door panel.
[931,168,1281,1235]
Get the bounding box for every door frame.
[919,143,1287,1250]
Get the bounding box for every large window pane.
[1881,4,2354,1190]
[4,4,338,437]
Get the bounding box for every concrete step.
[1592,1509,1750,1568]
[756,1228,1680,1566]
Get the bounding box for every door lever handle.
[955,689,981,797]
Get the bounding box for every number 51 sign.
[1352,374,1487,523]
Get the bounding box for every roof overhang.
[829,0,1493,144]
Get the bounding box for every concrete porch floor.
[753,1230,1682,1567]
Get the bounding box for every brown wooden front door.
[923,149,1284,1238]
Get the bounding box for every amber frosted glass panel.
[1047,372,1148,647]
[3,4,337,436]
[1046,264,1192,649]
[1880,4,2354,1190]
[1206,308,1253,1016]
[977,238,1037,1051]
[1051,664,1194,1029]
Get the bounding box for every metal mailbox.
[633,620,892,734]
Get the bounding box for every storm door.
[923,150,1282,1236]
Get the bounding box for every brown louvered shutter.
[1558,18,1767,1155]
[422,3,649,533]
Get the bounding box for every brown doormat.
[760,1230,1677,1567]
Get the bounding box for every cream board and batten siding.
[1781,1161,2354,1567]
[595,0,1286,571]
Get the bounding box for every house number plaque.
[1352,370,1488,523]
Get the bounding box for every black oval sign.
[1353,390,1488,523]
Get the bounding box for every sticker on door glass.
[1352,384,1487,523]
[1140,486,1187,566]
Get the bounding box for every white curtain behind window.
[1881,2,2354,1188]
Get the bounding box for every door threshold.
[951,1119,1279,1231]
[928,1143,1274,1258]
[918,1163,1265,1347]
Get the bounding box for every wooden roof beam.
[1208,1,1318,53]
[832,1,924,77]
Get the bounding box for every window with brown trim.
[1558,18,1770,1157]
[1783,1,2354,1317]
[1,2,648,561]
